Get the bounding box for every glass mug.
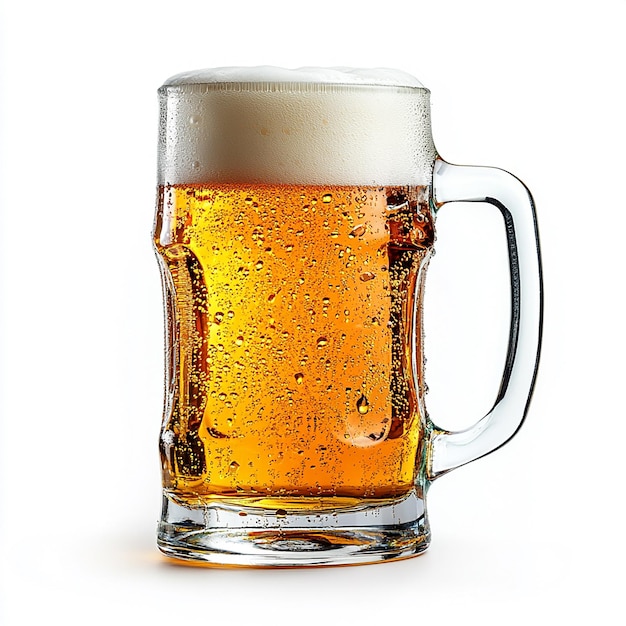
[153,67,542,567]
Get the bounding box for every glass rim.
[158,66,430,95]
[158,82,430,95]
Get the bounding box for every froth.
[158,66,436,186]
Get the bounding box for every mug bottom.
[157,490,430,567]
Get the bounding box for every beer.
[154,183,434,507]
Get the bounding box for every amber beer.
[154,182,434,505]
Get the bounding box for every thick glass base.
[157,490,430,567]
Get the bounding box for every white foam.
[157,66,436,186]
[162,66,426,89]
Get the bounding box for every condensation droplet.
[164,244,187,260]
[322,193,332,203]
[357,394,370,414]
[360,272,376,282]
[227,310,235,319]
[255,260,264,270]
[218,393,227,401]
[349,224,367,238]
[244,197,253,205]
[191,160,200,170]
[229,461,240,472]
[276,509,287,517]
[235,336,244,346]
[214,312,224,324]
[189,115,199,125]
[316,337,328,348]
[295,373,304,385]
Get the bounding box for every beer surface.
[154,184,434,503]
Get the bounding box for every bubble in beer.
[357,395,370,414]
[322,194,332,203]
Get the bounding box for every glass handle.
[427,158,543,480]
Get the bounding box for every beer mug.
[153,67,542,567]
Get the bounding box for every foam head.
[157,66,436,187]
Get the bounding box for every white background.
[1,0,624,623]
